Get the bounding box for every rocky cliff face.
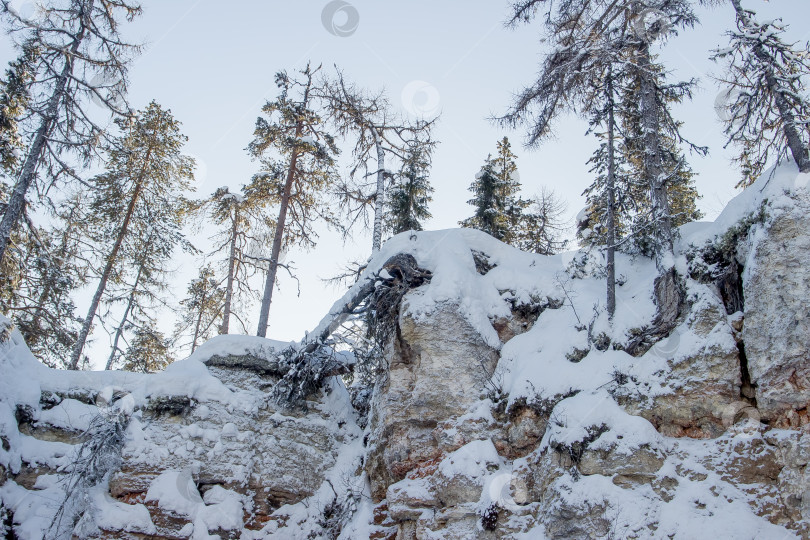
[1,166,810,539]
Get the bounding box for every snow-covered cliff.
[2,163,810,539]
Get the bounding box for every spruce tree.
[70,101,194,369]
[386,146,433,234]
[0,0,142,266]
[712,0,810,185]
[461,137,522,242]
[501,0,705,321]
[0,43,43,325]
[0,40,37,172]
[247,64,341,338]
[619,59,703,257]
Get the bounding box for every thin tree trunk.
[69,139,152,369]
[105,263,144,370]
[730,0,810,172]
[371,126,386,253]
[0,2,92,266]
[191,285,208,353]
[220,203,239,334]
[256,71,315,338]
[637,39,675,270]
[256,149,297,338]
[606,71,617,320]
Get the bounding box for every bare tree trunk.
[105,263,144,370]
[256,151,297,338]
[371,126,386,253]
[69,138,152,369]
[730,0,810,172]
[191,286,208,353]
[220,203,239,334]
[0,2,92,266]
[606,71,617,320]
[637,39,675,270]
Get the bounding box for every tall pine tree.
[247,64,341,338]
[175,265,225,354]
[191,186,271,335]
[0,0,142,266]
[122,324,173,373]
[70,101,194,369]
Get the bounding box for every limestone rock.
[619,291,743,438]
[743,208,810,424]
[365,297,498,500]
[578,443,664,478]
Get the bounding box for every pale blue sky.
[3,0,809,361]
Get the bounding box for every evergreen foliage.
[0,0,143,266]
[247,64,341,337]
[460,137,521,242]
[176,265,226,353]
[386,146,433,234]
[71,101,195,370]
[122,324,173,373]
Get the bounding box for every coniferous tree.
[501,0,704,321]
[247,64,341,338]
[516,188,569,256]
[175,265,225,353]
[0,40,37,172]
[461,138,522,242]
[500,1,633,317]
[11,193,89,367]
[122,324,172,373]
[386,146,433,235]
[614,59,704,257]
[502,1,702,259]
[0,0,142,266]
[191,186,271,335]
[0,43,43,321]
[317,69,436,252]
[104,205,193,371]
[70,101,194,369]
[461,157,507,240]
[712,0,810,185]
